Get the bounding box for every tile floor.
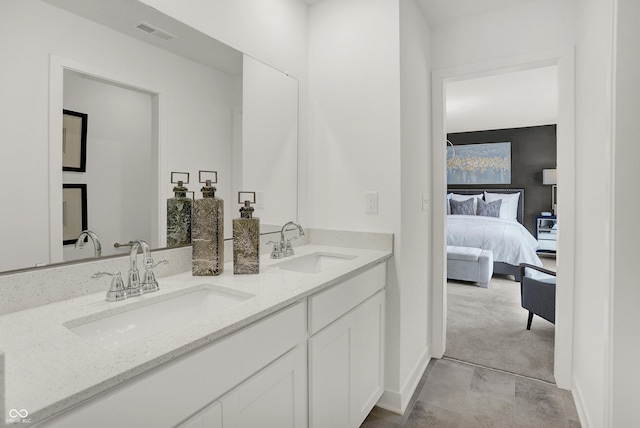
[361,358,581,428]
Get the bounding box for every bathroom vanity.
[0,236,391,428]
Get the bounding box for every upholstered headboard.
[447,188,525,225]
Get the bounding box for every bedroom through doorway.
[443,65,559,383]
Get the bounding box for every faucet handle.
[141,260,168,294]
[284,238,296,256]
[151,259,169,269]
[267,240,285,259]
[93,271,127,302]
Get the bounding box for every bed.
[447,188,543,281]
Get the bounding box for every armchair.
[519,263,556,330]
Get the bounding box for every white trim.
[430,47,576,389]
[48,55,167,262]
[572,377,592,428]
[376,347,430,414]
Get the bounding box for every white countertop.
[0,244,391,424]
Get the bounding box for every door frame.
[429,47,576,389]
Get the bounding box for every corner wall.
[308,0,432,413]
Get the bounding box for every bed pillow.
[476,198,502,218]
[450,197,475,215]
[484,191,519,220]
[450,193,483,214]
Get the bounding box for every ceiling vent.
[135,21,175,41]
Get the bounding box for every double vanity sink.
[65,252,355,351]
[0,244,392,425]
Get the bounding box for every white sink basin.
[67,287,252,351]
[273,252,355,274]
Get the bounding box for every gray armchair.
[519,263,556,330]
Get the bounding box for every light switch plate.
[422,193,430,211]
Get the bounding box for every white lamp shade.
[543,168,557,185]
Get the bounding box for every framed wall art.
[447,141,511,185]
[63,183,88,245]
[62,109,88,172]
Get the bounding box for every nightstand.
[535,215,557,254]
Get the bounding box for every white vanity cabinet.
[32,257,388,428]
[308,263,386,428]
[179,345,306,428]
[37,302,307,428]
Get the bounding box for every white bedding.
[447,215,543,267]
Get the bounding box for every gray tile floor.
[361,358,581,428]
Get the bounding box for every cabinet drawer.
[40,302,306,428]
[308,263,386,335]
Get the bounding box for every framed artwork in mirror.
[62,109,88,172]
[63,184,88,245]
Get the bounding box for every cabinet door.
[351,291,385,425]
[220,345,307,428]
[178,401,223,428]
[308,311,356,428]
[309,291,385,428]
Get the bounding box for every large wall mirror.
[0,0,298,272]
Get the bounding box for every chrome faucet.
[128,240,168,296]
[269,221,304,259]
[75,230,102,258]
[92,240,168,302]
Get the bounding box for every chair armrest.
[519,263,556,282]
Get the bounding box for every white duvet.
[447,215,543,267]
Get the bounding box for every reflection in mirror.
[238,56,299,234]
[62,70,154,262]
[0,0,298,273]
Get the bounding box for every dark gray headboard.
[447,188,525,225]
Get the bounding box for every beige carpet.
[444,258,556,383]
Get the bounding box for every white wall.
[0,0,236,271]
[572,1,614,426]
[395,0,432,411]
[611,0,640,423]
[430,0,579,69]
[63,72,153,260]
[308,0,431,413]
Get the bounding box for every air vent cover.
[135,21,175,40]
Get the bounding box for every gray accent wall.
[447,124,557,234]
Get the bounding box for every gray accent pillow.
[450,197,475,215]
[476,198,502,218]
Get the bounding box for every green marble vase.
[233,200,260,275]
[192,181,224,276]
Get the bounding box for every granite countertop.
[0,244,391,424]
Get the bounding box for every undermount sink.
[67,287,253,351]
[273,252,356,274]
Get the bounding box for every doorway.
[430,49,576,389]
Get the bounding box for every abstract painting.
[447,142,511,185]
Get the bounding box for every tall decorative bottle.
[233,191,260,275]
[166,172,192,248]
[192,171,224,276]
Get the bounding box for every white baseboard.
[377,347,431,414]
[572,377,591,428]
